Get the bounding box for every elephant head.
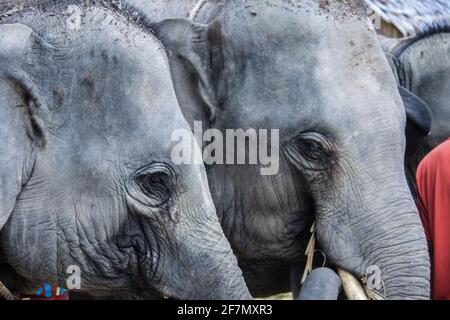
[381,31,450,200]
[0,1,250,300]
[153,0,430,299]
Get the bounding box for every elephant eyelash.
[297,139,327,158]
[136,172,175,209]
[130,162,178,211]
[287,132,336,171]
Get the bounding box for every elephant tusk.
[0,281,16,300]
[337,268,369,300]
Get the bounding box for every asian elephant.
[381,28,450,198]
[129,0,432,299]
[0,0,251,300]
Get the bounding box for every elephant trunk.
[179,167,252,300]
[316,173,430,300]
[188,234,253,300]
[362,200,430,299]
[147,206,252,300]
[129,162,252,300]
[176,212,252,300]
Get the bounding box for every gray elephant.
[128,0,431,299]
[381,28,450,197]
[0,0,251,300]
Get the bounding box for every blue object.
[297,268,342,300]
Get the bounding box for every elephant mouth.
[303,223,386,300]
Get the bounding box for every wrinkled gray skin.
[381,31,450,198]
[129,0,432,299]
[0,0,251,300]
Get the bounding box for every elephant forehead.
[220,12,402,133]
[221,0,369,46]
[27,8,186,155]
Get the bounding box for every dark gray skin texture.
[381,31,450,198]
[130,0,431,299]
[0,0,251,300]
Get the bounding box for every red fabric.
[417,138,450,300]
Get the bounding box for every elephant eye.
[136,171,174,208]
[298,140,325,159]
[288,132,335,171]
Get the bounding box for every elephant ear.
[0,24,42,230]
[399,86,432,136]
[384,52,401,84]
[398,85,432,157]
[153,18,223,128]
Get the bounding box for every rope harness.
[189,0,208,22]
[0,6,23,20]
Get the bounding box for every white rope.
[189,0,208,22]
[0,281,16,300]
[300,222,386,300]
[301,222,316,283]
[0,6,23,19]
